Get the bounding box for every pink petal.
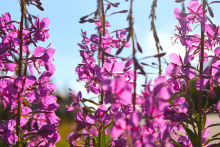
[199,52,208,63]
[75,110,84,121]
[188,1,199,12]
[196,78,209,90]
[159,87,173,100]
[111,125,124,138]
[216,100,220,110]
[102,34,111,43]
[184,54,194,65]
[113,61,125,72]
[153,76,166,95]
[120,29,126,38]
[125,59,133,68]
[214,47,220,56]
[40,17,50,29]
[125,41,130,47]
[103,59,113,72]
[169,53,182,65]
[130,111,141,126]
[174,7,182,19]
[5,63,17,72]
[34,46,45,57]
[34,15,40,28]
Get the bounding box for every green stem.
[129,0,136,111]
[132,33,136,111]
[100,0,105,105]
[16,0,24,146]
[98,1,105,147]
[98,124,103,147]
[198,0,206,146]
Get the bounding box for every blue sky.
[1,0,220,99]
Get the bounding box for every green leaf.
[81,98,99,106]
[209,1,220,5]
[18,126,24,139]
[205,123,220,129]
[202,112,206,130]
[92,136,98,147]
[205,138,211,145]
[21,134,33,144]
[170,137,182,147]
[182,123,198,146]
[104,120,113,129]
[81,101,96,114]
[175,0,186,3]
[205,137,220,145]
[85,135,90,147]
[202,97,208,130]
[212,132,220,138]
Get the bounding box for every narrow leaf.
[175,0,186,3]
[85,136,90,147]
[116,45,124,55]
[206,123,220,129]
[209,1,220,5]
[92,136,98,147]
[136,42,143,53]
[119,10,128,13]
[154,52,166,58]
[103,51,115,57]
[212,132,220,138]
[36,5,44,11]
[182,123,198,146]
[170,137,182,147]
[208,7,214,18]
[105,4,111,13]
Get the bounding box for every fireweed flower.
[66,89,82,111]
[187,0,206,24]
[143,76,173,119]
[174,7,192,32]
[111,29,130,48]
[0,120,18,144]
[33,15,50,42]
[103,58,125,77]
[94,105,111,124]
[195,61,220,99]
[202,24,220,50]
[95,19,111,34]
[165,53,195,92]
[74,108,95,132]
[76,64,101,94]
[101,76,133,105]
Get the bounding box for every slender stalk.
[128,0,136,111]
[98,1,105,147]
[150,0,162,75]
[132,33,136,111]
[198,0,206,146]
[100,0,105,105]
[16,0,25,146]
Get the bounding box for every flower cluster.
[0,12,60,146]
[67,0,220,147]
[67,3,177,146]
